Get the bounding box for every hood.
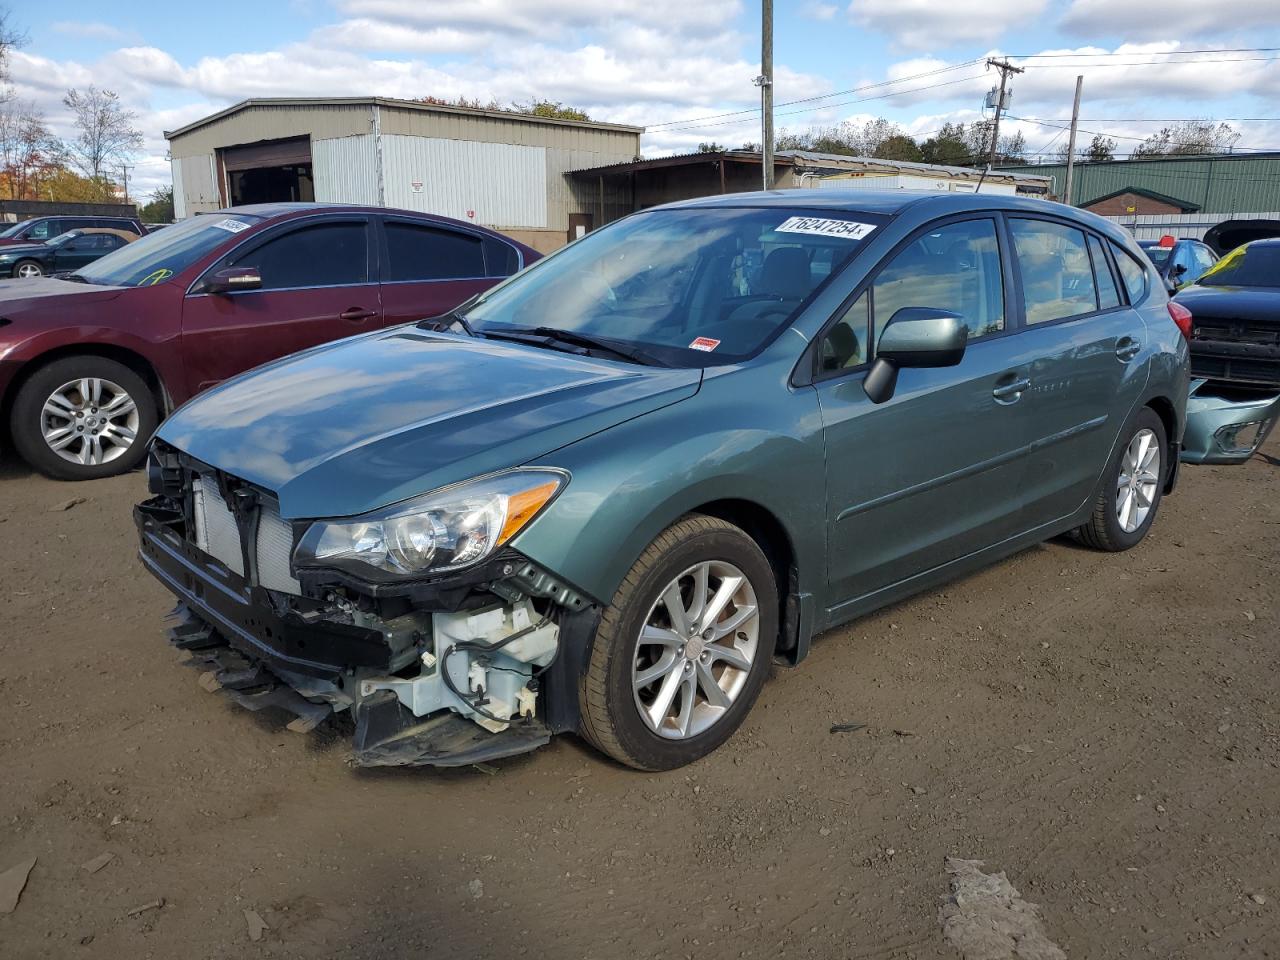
[0,275,128,307]
[0,242,51,257]
[1175,284,1280,325]
[158,328,702,519]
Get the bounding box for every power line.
[1005,113,1280,151]
[646,58,984,130]
[1013,116,1280,124]
[1022,56,1279,68]
[1010,46,1280,58]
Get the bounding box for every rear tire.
[1074,407,1167,552]
[14,259,44,278]
[578,515,777,770]
[10,356,158,480]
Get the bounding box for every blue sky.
[8,0,1280,195]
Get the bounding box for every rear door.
[816,215,1036,609]
[377,216,515,324]
[180,216,380,392]
[1007,218,1148,524]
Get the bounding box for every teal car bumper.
[1182,379,1280,464]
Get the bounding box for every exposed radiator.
[191,475,302,594]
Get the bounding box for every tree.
[62,86,143,182]
[873,134,924,163]
[139,185,174,223]
[514,99,590,121]
[920,123,971,166]
[696,141,727,153]
[0,8,24,86]
[0,99,62,199]
[1086,134,1116,162]
[41,166,114,202]
[1131,120,1240,158]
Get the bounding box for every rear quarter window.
[1111,243,1150,304]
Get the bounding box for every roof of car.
[656,188,1098,217]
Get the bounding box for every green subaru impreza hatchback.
[137,190,1189,770]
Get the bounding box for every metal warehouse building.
[999,152,1280,217]
[165,97,643,251]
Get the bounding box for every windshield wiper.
[60,273,90,284]
[417,294,483,337]
[486,326,669,367]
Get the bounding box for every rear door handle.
[1116,337,1141,361]
[340,307,377,322]
[992,377,1032,401]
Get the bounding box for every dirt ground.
[1,442,1277,960]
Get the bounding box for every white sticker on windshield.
[775,216,876,241]
[212,218,252,234]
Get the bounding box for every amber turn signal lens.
[498,480,562,545]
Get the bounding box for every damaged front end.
[135,442,598,768]
[1182,378,1280,465]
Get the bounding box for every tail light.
[1168,301,1193,341]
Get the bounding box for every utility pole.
[1062,75,1083,206]
[756,0,775,191]
[119,163,132,204]
[984,57,1024,172]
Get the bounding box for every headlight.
[293,469,567,578]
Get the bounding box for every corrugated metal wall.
[312,134,380,206]
[999,155,1280,213]
[172,154,219,216]
[381,134,548,228]
[169,104,371,158]
[1103,210,1280,241]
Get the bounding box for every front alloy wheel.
[632,560,760,740]
[41,377,141,467]
[14,260,44,278]
[580,515,777,770]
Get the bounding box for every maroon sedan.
[0,203,538,480]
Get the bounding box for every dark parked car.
[0,228,135,278]
[1175,238,1280,462]
[0,215,145,246]
[0,203,538,480]
[137,190,1199,771]
[1138,236,1217,290]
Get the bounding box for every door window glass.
[1087,235,1121,309]
[820,291,868,372]
[384,222,485,281]
[870,218,1005,349]
[1011,219,1098,324]
[1112,244,1148,303]
[228,222,368,290]
[26,220,52,240]
[1192,244,1217,276]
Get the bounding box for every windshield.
[74,213,265,286]
[1198,243,1280,287]
[1140,244,1172,266]
[465,206,884,365]
[47,231,80,247]
[0,220,32,239]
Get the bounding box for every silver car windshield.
[466,207,885,364]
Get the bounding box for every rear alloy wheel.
[14,259,44,278]
[1075,407,1167,551]
[11,356,158,480]
[579,515,777,770]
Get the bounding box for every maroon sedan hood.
[0,276,128,307]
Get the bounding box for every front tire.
[10,356,158,480]
[14,259,44,278]
[1074,407,1167,551]
[579,515,778,770]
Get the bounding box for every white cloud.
[50,21,140,43]
[308,20,494,55]
[1060,0,1280,40]
[847,0,1049,51]
[338,0,741,36]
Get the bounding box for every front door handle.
[1116,337,1141,362]
[992,377,1032,401]
[340,307,377,322]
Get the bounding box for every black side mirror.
[205,266,262,295]
[864,308,968,404]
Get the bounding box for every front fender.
[514,364,827,609]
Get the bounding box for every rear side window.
[26,220,53,240]
[483,237,521,277]
[1010,219,1097,324]
[229,221,369,290]
[1112,244,1149,303]
[384,222,486,281]
[1087,235,1121,309]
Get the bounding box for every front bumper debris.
[1182,378,1280,465]
[136,491,572,767]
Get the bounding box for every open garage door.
[221,137,314,206]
